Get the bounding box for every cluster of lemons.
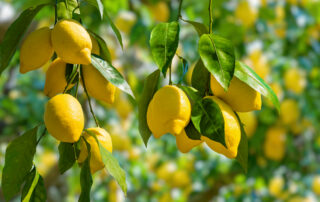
[146,73,261,159]
[19,19,117,174]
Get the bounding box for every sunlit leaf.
[191,59,210,97]
[79,138,92,202]
[235,113,248,173]
[181,19,208,36]
[88,31,112,63]
[105,10,123,49]
[58,142,76,174]
[84,0,104,19]
[57,0,78,20]
[21,168,46,202]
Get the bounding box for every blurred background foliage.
[0,0,320,201]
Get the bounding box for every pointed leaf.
[191,59,210,97]
[2,126,38,201]
[235,113,248,173]
[58,142,76,174]
[21,168,47,202]
[83,0,104,19]
[57,0,78,20]
[150,21,180,77]
[138,70,160,146]
[91,55,135,98]
[235,61,280,112]
[181,19,208,36]
[0,4,49,75]
[198,34,235,90]
[88,31,112,63]
[79,138,92,202]
[99,145,127,195]
[105,10,123,49]
[176,55,189,84]
[185,121,202,140]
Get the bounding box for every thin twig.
[169,65,172,85]
[55,0,58,24]
[177,0,183,21]
[209,0,213,34]
[80,66,100,127]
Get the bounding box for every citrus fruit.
[201,96,241,159]
[280,99,300,125]
[284,68,306,94]
[51,19,92,65]
[264,126,286,161]
[176,130,203,153]
[269,176,284,197]
[90,34,100,55]
[312,175,320,195]
[235,1,257,27]
[147,85,191,138]
[44,94,84,143]
[20,27,54,73]
[238,112,257,138]
[78,127,112,174]
[148,1,170,22]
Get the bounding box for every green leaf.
[21,168,47,202]
[176,55,189,84]
[191,59,210,97]
[79,138,92,202]
[105,10,123,49]
[99,145,127,195]
[2,126,38,201]
[192,98,226,147]
[58,142,76,174]
[198,34,235,91]
[0,4,48,75]
[91,55,135,98]
[235,61,280,112]
[88,31,112,63]
[57,0,79,20]
[138,70,160,147]
[150,21,180,77]
[181,19,208,36]
[83,0,104,19]
[185,121,202,141]
[235,113,248,173]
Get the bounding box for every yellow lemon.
[51,19,92,65]
[269,177,284,197]
[110,133,131,151]
[44,94,84,143]
[264,126,286,161]
[20,27,54,73]
[114,11,137,34]
[170,170,191,188]
[147,85,191,138]
[44,58,74,97]
[37,151,58,177]
[235,1,258,27]
[284,68,306,94]
[201,96,241,159]
[148,1,170,22]
[248,50,270,80]
[78,127,112,174]
[82,65,116,104]
[156,162,176,182]
[280,99,300,125]
[238,112,257,138]
[90,35,100,55]
[176,130,203,153]
[210,75,261,112]
[312,176,320,195]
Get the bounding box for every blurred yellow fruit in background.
[176,130,203,153]
[44,94,84,143]
[147,85,191,138]
[264,126,286,161]
[114,11,137,34]
[170,170,191,188]
[51,19,92,65]
[202,96,241,159]
[156,162,177,183]
[280,99,300,125]
[238,112,258,138]
[284,68,306,94]
[247,50,270,80]
[269,176,284,197]
[82,65,116,104]
[37,151,58,177]
[44,58,73,97]
[148,1,170,22]
[20,27,54,73]
[312,175,320,195]
[235,1,257,27]
[78,127,112,174]
[110,133,131,151]
[210,75,261,112]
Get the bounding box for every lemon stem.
[209,0,213,34]
[177,0,183,21]
[74,67,80,98]
[169,65,172,85]
[63,65,79,94]
[80,66,100,127]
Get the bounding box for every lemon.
[148,1,170,22]
[170,170,191,188]
[114,11,137,34]
[201,96,241,159]
[176,130,203,153]
[147,85,191,138]
[20,27,54,73]
[37,151,57,177]
[44,94,84,143]
[90,35,100,55]
[51,19,92,65]
[280,99,300,125]
[235,1,257,27]
[264,126,286,161]
[156,162,176,182]
[269,177,284,197]
[312,176,320,195]
[44,58,74,97]
[284,68,306,94]
[238,112,257,138]
[248,50,270,80]
[210,75,261,112]
[78,127,112,174]
[82,65,116,104]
